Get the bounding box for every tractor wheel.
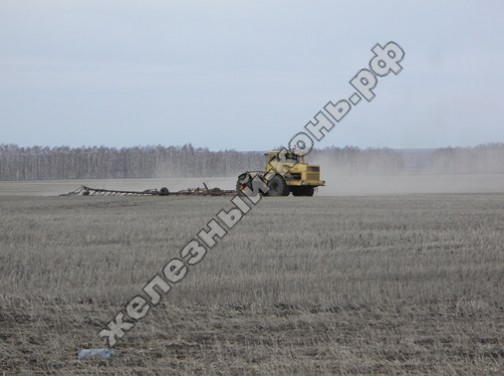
[303,186,315,197]
[291,186,314,197]
[267,175,289,197]
[290,187,303,196]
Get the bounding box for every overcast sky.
[0,1,502,151]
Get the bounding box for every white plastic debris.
[77,348,113,360]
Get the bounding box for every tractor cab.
[265,151,304,173]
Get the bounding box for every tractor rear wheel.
[290,187,302,196]
[303,186,315,197]
[267,175,289,196]
[291,186,314,197]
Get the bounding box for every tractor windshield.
[266,151,302,164]
[283,152,300,163]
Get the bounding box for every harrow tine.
[60,184,237,197]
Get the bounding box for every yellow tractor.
[236,150,325,197]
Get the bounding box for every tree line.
[0,143,503,181]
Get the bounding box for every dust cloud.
[318,174,504,196]
[313,147,504,195]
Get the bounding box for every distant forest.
[0,143,503,181]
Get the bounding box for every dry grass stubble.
[0,193,504,374]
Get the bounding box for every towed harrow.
[60,183,237,197]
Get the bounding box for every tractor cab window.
[283,152,299,163]
[266,151,301,163]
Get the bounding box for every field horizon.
[1,173,503,197]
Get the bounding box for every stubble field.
[1,178,504,375]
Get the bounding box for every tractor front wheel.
[267,175,290,197]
